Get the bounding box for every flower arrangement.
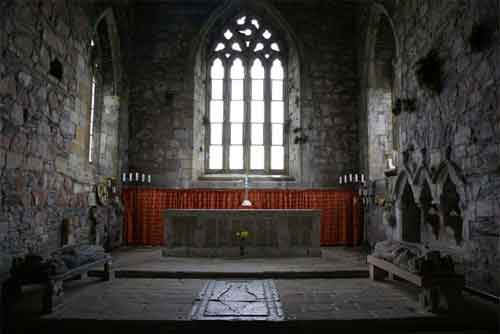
[236,230,249,240]
[236,230,249,256]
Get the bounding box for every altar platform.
[97,246,369,279]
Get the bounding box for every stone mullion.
[264,64,271,173]
[243,58,251,174]
[222,60,231,172]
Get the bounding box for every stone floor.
[38,278,431,321]
[6,247,499,334]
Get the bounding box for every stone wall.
[361,0,500,295]
[0,1,127,270]
[128,0,360,188]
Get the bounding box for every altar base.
[163,209,321,258]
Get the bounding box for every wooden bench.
[367,255,464,313]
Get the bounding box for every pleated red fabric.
[122,188,362,246]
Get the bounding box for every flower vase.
[239,241,245,256]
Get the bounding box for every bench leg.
[369,264,386,281]
[419,287,440,313]
[103,262,114,281]
[43,280,63,314]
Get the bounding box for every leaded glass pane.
[230,145,244,169]
[251,101,265,123]
[211,79,223,100]
[271,101,284,123]
[251,59,265,79]
[271,59,284,79]
[232,79,243,100]
[211,59,224,79]
[271,146,284,170]
[272,80,283,101]
[272,124,283,145]
[211,123,223,145]
[250,146,265,170]
[209,145,223,170]
[251,124,263,145]
[230,58,245,79]
[230,101,244,123]
[231,123,243,145]
[252,80,263,100]
[210,101,224,122]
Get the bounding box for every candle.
[147,174,151,183]
[344,175,347,183]
[122,173,126,182]
[141,173,145,183]
[339,176,342,185]
[349,174,353,183]
[361,174,365,183]
[129,172,133,181]
[135,172,139,181]
[355,174,358,183]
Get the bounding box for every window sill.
[198,174,295,182]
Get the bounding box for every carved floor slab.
[190,280,284,320]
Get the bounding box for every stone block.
[6,152,24,169]
[0,76,17,97]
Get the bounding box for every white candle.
[339,176,342,185]
[147,174,151,183]
[355,174,358,183]
[361,174,365,183]
[122,173,126,182]
[135,172,139,181]
[344,175,347,183]
[141,173,145,183]
[129,173,133,181]
[349,174,353,182]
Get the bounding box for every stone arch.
[191,0,303,183]
[419,179,440,241]
[414,166,434,203]
[362,4,400,182]
[433,160,467,210]
[433,161,467,244]
[90,8,123,178]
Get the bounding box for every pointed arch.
[414,165,434,204]
[434,160,467,209]
[88,7,123,177]
[361,3,400,182]
[191,0,302,181]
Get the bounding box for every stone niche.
[400,183,421,243]
[61,217,78,247]
[420,181,440,240]
[440,177,463,245]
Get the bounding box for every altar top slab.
[164,209,321,215]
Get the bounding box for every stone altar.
[163,209,321,257]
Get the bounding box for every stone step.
[88,269,369,279]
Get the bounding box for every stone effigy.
[369,240,463,313]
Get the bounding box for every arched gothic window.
[206,14,287,174]
[88,39,99,163]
